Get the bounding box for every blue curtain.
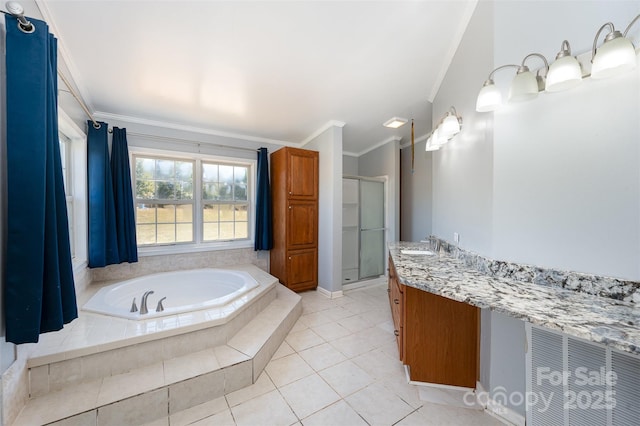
[5,16,77,344]
[87,121,119,267]
[110,128,138,263]
[254,148,273,250]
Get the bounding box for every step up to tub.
[13,285,302,426]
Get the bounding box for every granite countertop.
[389,241,640,356]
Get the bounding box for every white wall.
[358,140,400,251]
[492,0,640,280]
[302,125,344,293]
[400,138,433,241]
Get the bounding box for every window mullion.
[195,158,203,244]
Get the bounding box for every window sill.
[137,240,254,257]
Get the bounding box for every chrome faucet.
[140,290,154,315]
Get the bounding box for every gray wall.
[431,0,494,255]
[431,0,640,418]
[358,140,400,250]
[399,138,432,241]
[492,0,640,280]
[342,154,358,176]
[303,125,344,293]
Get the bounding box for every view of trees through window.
[134,155,250,246]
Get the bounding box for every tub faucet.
[140,290,154,315]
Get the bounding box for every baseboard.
[475,381,526,426]
[316,286,344,299]
[342,276,386,291]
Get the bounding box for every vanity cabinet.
[270,147,319,292]
[388,256,479,388]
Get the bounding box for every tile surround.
[11,278,506,426]
[163,282,499,426]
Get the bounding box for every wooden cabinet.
[388,256,479,388]
[270,148,319,292]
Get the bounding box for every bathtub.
[83,268,260,320]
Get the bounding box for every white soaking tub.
[83,268,260,320]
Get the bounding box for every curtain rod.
[124,131,261,153]
[57,70,103,129]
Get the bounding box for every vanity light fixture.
[425,134,439,151]
[476,13,639,112]
[424,106,463,151]
[476,64,519,112]
[591,14,640,79]
[508,53,549,102]
[440,107,463,138]
[546,41,583,92]
[383,117,408,129]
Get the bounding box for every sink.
[401,250,435,256]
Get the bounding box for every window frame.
[58,110,88,271]
[130,147,256,256]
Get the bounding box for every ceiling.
[37,1,476,155]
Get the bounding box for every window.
[135,157,194,245]
[202,163,249,241]
[59,133,74,258]
[133,152,253,249]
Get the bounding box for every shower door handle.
[360,228,386,232]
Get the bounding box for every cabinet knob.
[289,206,292,209]
[288,257,291,260]
[387,288,390,294]
[394,330,400,337]
[289,191,292,195]
[394,299,399,305]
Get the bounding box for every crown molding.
[344,135,402,157]
[399,133,429,149]
[300,120,347,146]
[93,112,300,146]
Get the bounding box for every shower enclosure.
[342,177,386,285]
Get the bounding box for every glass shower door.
[359,180,385,279]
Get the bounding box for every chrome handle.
[156,297,167,312]
[394,330,400,337]
[130,297,138,313]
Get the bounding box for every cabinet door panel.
[288,151,318,199]
[287,202,317,248]
[287,249,317,291]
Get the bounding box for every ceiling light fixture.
[383,117,408,129]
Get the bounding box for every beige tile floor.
[163,280,504,426]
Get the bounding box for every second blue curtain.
[111,128,138,263]
[254,148,273,250]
